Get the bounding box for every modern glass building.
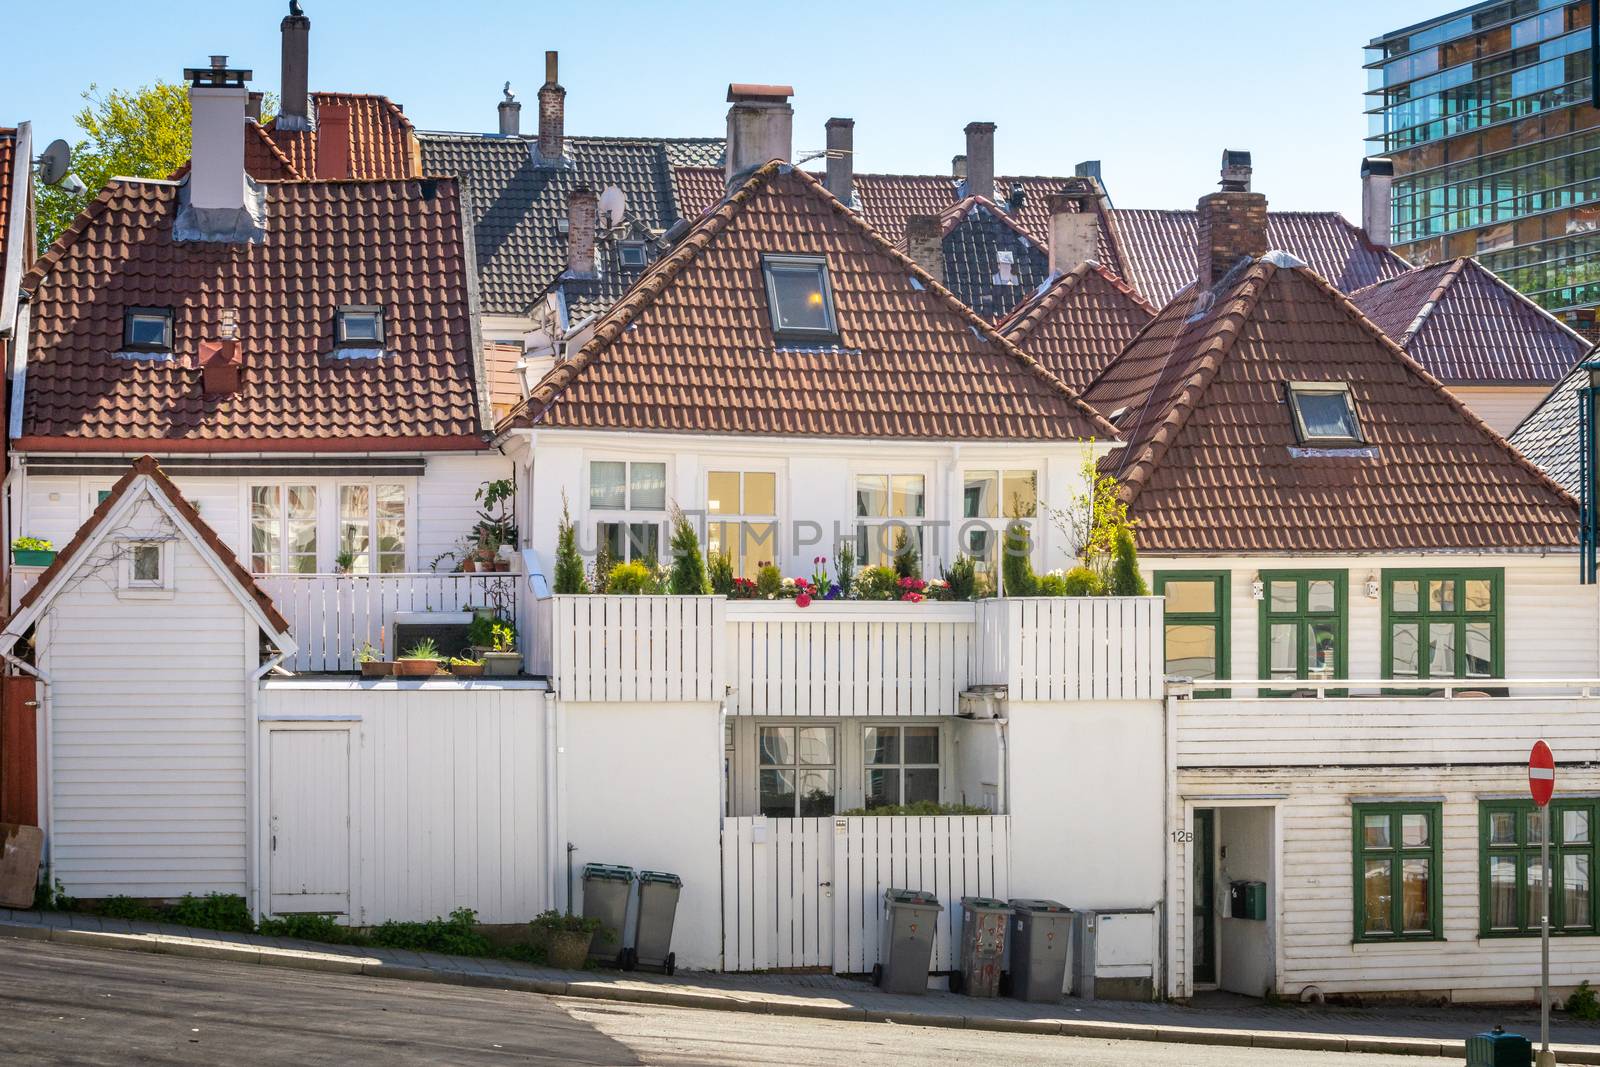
[1367,1,1600,334]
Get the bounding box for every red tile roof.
[18,177,485,452]
[1085,255,1578,553]
[1349,258,1590,385]
[506,162,1117,441]
[671,164,725,222]
[0,129,15,308]
[262,93,420,180]
[13,455,291,637]
[999,262,1156,392]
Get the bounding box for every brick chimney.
[187,57,249,214]
[498,83,521,137]
[315,102,350,179]
[200,339,243,395]
[905,215,944,285]
[567,186,597,276]
[1048,180,1101,274]
[1196,150,1268,288]
[1361,157,1394,247]
[278,3,311,132]
[825,117,854,206]
[725,83,793,189]
[537,51,566,164]
[964,122,995,201]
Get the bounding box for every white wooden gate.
[267,729,352,915]
[721,815,1010,974]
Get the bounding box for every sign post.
[1530,740,1556,1067]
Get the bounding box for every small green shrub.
[755,563,783,599]
[605,560,655,594]
[1567,980,1600,1020]
[369,907,491,956]
[402,637,440,660]
[891,529,920,580]
[99,895,160,922]
[668,510,710,595]
[708,550,734,596]
[1109,528,1149,596]
[167,893,255,934]
[1063,566,1106,596]
[942,554,978,602]
[1001,521,1038,597]
[839,801,991,816]
[531,909,607,938]
[32,874,75,912]
[257,913,367,945]
[834,541,857,596]
[854,565,900,601]
[1036,572,1068,596]
[553,496,589,595]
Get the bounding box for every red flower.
[900,591,925,603]
[796,592,812,608]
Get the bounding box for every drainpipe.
[246,651,286,919]
[3,652,49,865]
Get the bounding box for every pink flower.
[900,591,925,603]
[796,592,812,608]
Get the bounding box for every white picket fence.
[258,573,521,672]
[975,597,1163,701]
[548,595,726,702]
[721,814,1010,975]
[726,602,975,716]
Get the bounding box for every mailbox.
[1229,880,1267,921]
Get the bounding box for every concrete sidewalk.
[4,906,1598,1061]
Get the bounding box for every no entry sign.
[1529,740,1555,808]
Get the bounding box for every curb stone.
[5,920,1598,1060]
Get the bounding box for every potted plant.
[481,620,520,677]
[531,910,604,970]
[395,637,442,677]
[356,642,394,678]
[335,549,356,576]
[449,655,483,678]
[12,537,55,567]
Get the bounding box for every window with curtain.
[856,474,925,567]
[1259,570,1346,693]
[706,471,778,579]
[1353,802,1441,941]
[960,469,1037,572]
[338,484,406,573]
[1481,800,1597,936]
[1383,569,1502,683]
[250,485,317,573]
[591,460,666,563]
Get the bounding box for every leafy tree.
[37,82,274,247]
[553,495,588,594]
[668,508,709,595]
[1045,447,1137,582]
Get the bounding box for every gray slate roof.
[1510,348,1599,498]
[940,200,1050,321]
[418,133,724,316]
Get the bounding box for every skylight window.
[336,305,385,347]
[1286,381,1363,447]
[762,255,838,340]
[618,241,648,268]
[123,308,173,352]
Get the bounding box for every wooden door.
[0,677,39,826]
[268,729,351,914]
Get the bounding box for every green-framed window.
[1155,572,1229,697]
[1259,570,1347,693]
[1381,569,1503,683]
[1481,799,1598,937]
[1353,802,1442,942]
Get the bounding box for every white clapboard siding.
[974,597,1163,701]
[258,573,520,673]
[550,595,725,703]
[727,602,975,716]
[1178,766,1600,998]
[1177,695,1600,768]
[258,683,550,925]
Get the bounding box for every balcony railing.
[258,572,521,673]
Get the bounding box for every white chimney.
[187,57,249,214]
[725,83,793,189]
[1048,181,1101,274]
[1361,157,1394,247]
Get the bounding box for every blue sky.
[4,0,1446,217]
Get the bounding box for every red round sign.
[1529,740,1555,808]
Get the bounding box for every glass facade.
[1367,0,1600,331]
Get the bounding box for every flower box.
[12,549,55,567]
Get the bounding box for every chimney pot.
[1361,156,1394,247]
[1048,184,1100,274]
[536,51,566,165]
[314,102,351,179]
[279,5,311,131]
[567,186,598,276]
[825,117,854,207]
[246,92,263,122]
[1219,148,1252,192]
[963,122,995,201]
[724,83,794,189]
[498,83,521,137]
[905,215,944,286]
[951,154,966,181]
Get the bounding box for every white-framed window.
[855,473,925,567]
[117,538,175,598]
[335,305,385,347]
[590,459,666,563]
[250,484,318,574]
[758,724,837,818]
[863,725,940,809]
[338,483,407,573]
[960,468,1037,571]
[706,470,778,579]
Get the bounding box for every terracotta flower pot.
[463,559,478,573]
[547,929,593,970]
[394,658,439,678]
[451,661,484,678]
[360,660,395,678]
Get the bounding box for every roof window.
[335,305,385,347]
[123,308,173,353]
[1286,381,1363,447]
[618,241,648,268]
[762,255,838,340]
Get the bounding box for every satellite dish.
[37,139,72,186]
[598,185,626,228]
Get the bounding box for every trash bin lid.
[582,863,636,882]
[1009,898,1070,914]
[884,887,942,908]
[960,896,1013,912]
[639,870,682,887]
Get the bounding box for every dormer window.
[123,308,173,352]
[335,305,385,347]
[618,241,648,268]
[1287,381,1363,447]
[762,255,838,341]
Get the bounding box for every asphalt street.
[0,937,1433,1065]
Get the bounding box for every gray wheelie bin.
[581,863,634,966]
[873,888,942,994]
[633,870,682,974]
[951,896,1012,997]
[1009,898,1073,1002]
